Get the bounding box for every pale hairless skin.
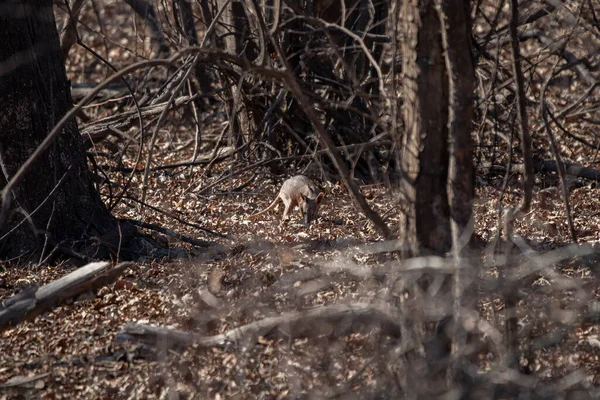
[250,175,324,225]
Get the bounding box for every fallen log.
[0,261,132,330]
[487,159,600,182]
[79,95,195,146]
[117,302,402,349]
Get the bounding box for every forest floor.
[1,163,600,398]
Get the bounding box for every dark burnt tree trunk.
[0,0,127,261]
[438,0,476,389]
[398,7,450,389]
[218,0,260,157]
[397,0,475,394]
[174,0,216,105]
[398,0,450,257]
[398,0,474,256]
[440,2,475,238]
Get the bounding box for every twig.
[192,139,390,195]
[508,0,533,214]
[540,103,577,242]
[141,54,200,203]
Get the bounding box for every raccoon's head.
[301,192,325,225]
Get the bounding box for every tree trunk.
[437,0,476,388]
[0,0,121,261]
[396,0,476,394]
[398,0,450,394]
[398,0,450,257]
[218,0,257,157]
[440,1,475,237]
[175,0,215,103]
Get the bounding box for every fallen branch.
[80,95,196,145]
[0,261,132,330]
[0,372,51,389]
[117,302,402,349]
[487,159,600,182]
[103,146,239,172]
[71,83,131,104]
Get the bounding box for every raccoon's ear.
[316,193,324,203]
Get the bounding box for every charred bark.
[398,0,450,257]
[396,0,476,394]
[0,0,136,261]
[439,0,475,238]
